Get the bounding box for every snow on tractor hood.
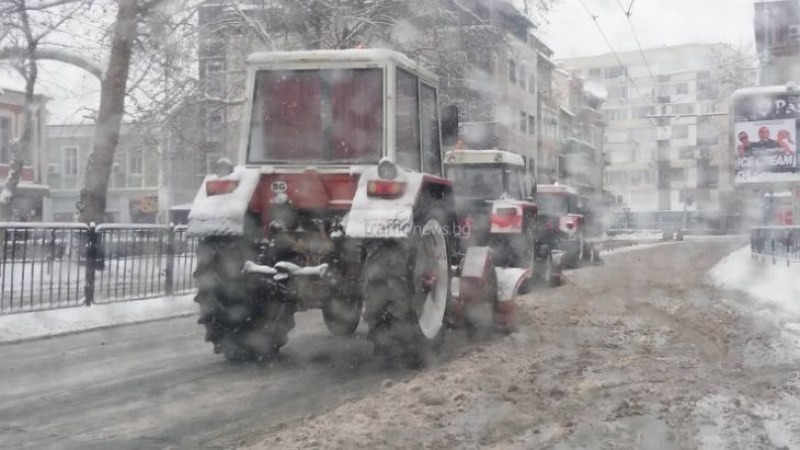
[345,165,424,239]
[187,167,261,237]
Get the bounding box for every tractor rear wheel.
[323,295,363,336]
[363,215,451,368]
[194,238,295,363]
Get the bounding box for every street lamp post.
[623,206,631,230]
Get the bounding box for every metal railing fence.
[0,222,198,315]
[751,226,800,266]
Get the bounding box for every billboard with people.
[732,88,800,184]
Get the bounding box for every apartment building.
[451,3,549,178]
[550,68,605,194]
[0,87,49,221]
[560,44,745,228]
[46,124,160,223]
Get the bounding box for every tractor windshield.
[446,165,505,199]
[537,192,572,215]
[247,68,384,164]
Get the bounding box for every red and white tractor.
[535,184,598,268]
[186,49,532,366]
[444,150,562,293]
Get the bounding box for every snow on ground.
[600,240,674,257]
[709,245,800,317]
[0,294,196,344]
[604,230,664,241]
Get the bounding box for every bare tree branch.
[0,45,103,78]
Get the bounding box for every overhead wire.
[575,0,658,125]
[612,0,658,87]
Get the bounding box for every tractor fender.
[456,246,493,305]
[187,167,261,237]
[494,267,531,331]
[345,166,426,239]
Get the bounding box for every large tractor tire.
[194,238,295,363]
[362,212,451,368]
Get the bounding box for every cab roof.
[444,150,526,167]
[537,184,580,195]
[246,48,439,84]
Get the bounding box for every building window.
[519,111,527,133]
[605,66,625,79]
[205,59,224,96]
[671,125,689,139]
[699,102,717,114]
[528,114,536,135]
[588,68,601,79]
[671,104,695,115]
[679,147,695,159]
[697,136,719,146]
[63,146,79,176]
[207,112,223,142]
[707,166,719,187]
[608,86,628,99]
[0,117,10,163]
[508,59,516,84]
[676,83,688,95]
[697,70,711,80]
[128,147,143,175]
[519,65,527,89]
[605,108,628,121]
[528,74,536,93]
[669,168,685,182]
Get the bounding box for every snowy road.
[0,310,412,450]
[3,238,800,449]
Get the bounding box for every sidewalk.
[0,294,196,344]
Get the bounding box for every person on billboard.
[776,129,796,155]
[737,131,751,157]
[749,126,779,154]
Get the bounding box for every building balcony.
[561,137,596,162]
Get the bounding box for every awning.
[14,183,50,197]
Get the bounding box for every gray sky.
[542,0,756,58]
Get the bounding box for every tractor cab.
[444,150,535,249]
[242,48,449,173]
[444,149,532,202]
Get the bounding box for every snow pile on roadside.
[0,294,196,344]
[605,230,663,242]
[709,246,800,317]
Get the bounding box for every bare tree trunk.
[77,0,139,224]
[0,1,38,222]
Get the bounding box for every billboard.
[733,89,800,184]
